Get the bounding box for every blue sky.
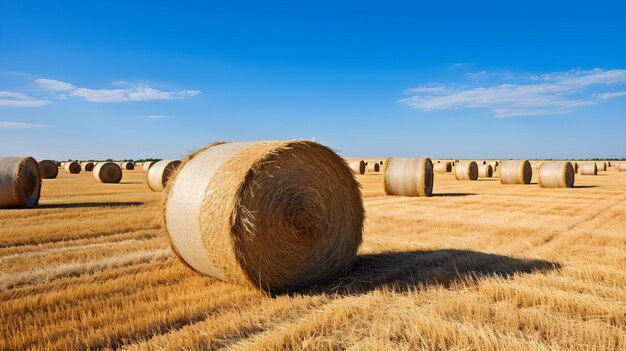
[1,1,625,160]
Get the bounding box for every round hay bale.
[81,162,95,172]
[618,162,626,172]
[64,162,81,174]
[38,160,59,179]
[607,161,611,167]
[595,162,606,171]
[433,161,452,173]
[121,162,135,170]
[383,157,433,197]
[478,164,493,178]
[539,162,575,188]
[572,162,579,173]
[455,161,478,180]
[499,160,532,184]
[164,141,364,292]
[348,160,366,175]
[142,161,156,173]
[148,160,181,192]
[92,162,122,183]
[367,162,380,172]
[580,163,598,175]
[0,157,41,208]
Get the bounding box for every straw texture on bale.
[433,161,452,173]
[92,162,123,183]
[478,164,493,178]
[147,160,181,192]
[121,162,135,170]
[455,161,478,180]
[595,162,606,171]
[580,163,598,175]
[81,162,95,172]
[538,162,575,188]
[499,160,532,184]
[38,160,58,179]
[142,161,156,173]
[164,140,364,292]
[0,157,41,209]
[618,162,626,171]
[64,162,81,174]
[383,157,433,197]
[348,160,366,175]
[367,162,380,172]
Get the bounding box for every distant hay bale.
[147,160,181,192]
[595,162,606,171]
[92,162,123,183]
[384,157,433,197]
[121,162,135,170]
[367,162,380,172]
[455,161,478,180]
[64,162,81,174]
[164,140,364,292]
[38,160,58,179]
[607,161,611,167]
[478,164,493,178]
[81,162,95,172]
[0,157,41,208]
[572,162,579,173]
[618,162,626,172]
[580,163,598,175]
[142,161,156,173]
[433,161,452,173]
[539,162,575,188]
[499,160,532,184]
[348,160,366,175]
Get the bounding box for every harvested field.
[1,168,625,350]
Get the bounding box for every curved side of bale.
[148,160,181,192]
[539,162,575,188]
[367,162,380,172]
[478,164,493,178]
[619,162,626,172]
[164,140,364,292]
[0,157,42,208]
[64,162,81,174]
[92,162,123,183]
[142,161,156,173]
[580,163,598,175]
[595,162,606,171]
[348,160,366,175]
[38,160,59,179]
[121,162,135,170]
[384,157,433,197]
[81,162,95,172]
[499,160,532,184]
[433,161,452,173]
[455,161,478,180]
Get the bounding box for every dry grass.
[1,167,625,350]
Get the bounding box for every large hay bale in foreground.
[121,162,135,170]
[0,157,41,208]
[580,163,598,175]
[499,160,532,184]
[38,160,58,179]
[384,157,433,197]
[595,162,606,171]
[478,164,493,178]
[433,161,452,173]
[142,161,156,173]
[64,162,81,174]
[619,162,626,172]
[164,141,364,292]
[367,162,380,172]
[148,160,181,192]
[92,162,122,183]
[348,160,366,175]
[455,161,478,180]
[81,162,95,172]
[539,162,575,188]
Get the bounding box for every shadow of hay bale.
[431,193,477,197]
[300,249,560,296]
[37,202,143,209]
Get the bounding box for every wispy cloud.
[0,91,50,107]
[35,79,201,103]
[0,121,48,128]
[147,115,168,119]
[400,68,626,117]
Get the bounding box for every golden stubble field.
[1,164,625,350]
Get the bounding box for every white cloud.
[0,91,50,107]
[401,68,626,117]
[593,91,626,100]
[36,79,201,103]
[147,115,168,119]
[0,121,48,128]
